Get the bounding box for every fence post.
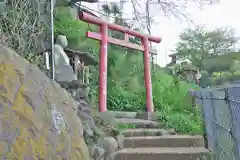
[198,91,209,149]
[226,87,240,160]
[209,90,218,158]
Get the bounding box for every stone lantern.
[176,65,199,84]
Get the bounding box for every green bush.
[107,65,202,134]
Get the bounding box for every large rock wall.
[0,45,90,160]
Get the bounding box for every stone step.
[123,135,205,148]
[111,147,210,160]
[136,112,158,121]
[115,118,161,128]
[107,111,137,118]
[121,129,170,137]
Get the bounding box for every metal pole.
[143,37,153,112]
[99,23,108,112]
[145,0,154,68]
[51,0,55,80]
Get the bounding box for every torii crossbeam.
[79,11,162,112]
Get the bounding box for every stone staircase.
[109,111,211,160]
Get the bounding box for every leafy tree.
[101,3,135,40]
[174,26,236,70]
[101,3,122,18]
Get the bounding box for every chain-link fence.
[193,85,240,160]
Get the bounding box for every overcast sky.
[83,0,240,66]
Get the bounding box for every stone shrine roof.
[64,48,97,66]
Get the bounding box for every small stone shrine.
[64,48,97,84]
[64,47,97,96]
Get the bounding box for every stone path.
[109,111,211,160]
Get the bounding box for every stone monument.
[54,35,77,83]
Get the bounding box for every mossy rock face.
[0,45,90,160]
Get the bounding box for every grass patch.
[117,123,136,130]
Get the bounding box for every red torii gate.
[79,12,162,112]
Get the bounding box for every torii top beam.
[79,12,162,43]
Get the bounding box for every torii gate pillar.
[79,12,162,112]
